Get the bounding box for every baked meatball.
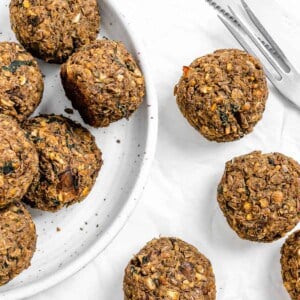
[175,49,268,142]
[23,115,103,212]
[217,151,300,242]
[61,39,145,127]
[0,201,37,286]
[10,0,100,63]
[281,230,300,300]
[0,114,39,208]
[0,42,43,122]
[123,237,216,300]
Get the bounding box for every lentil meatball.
[123,237,216,300]
[217,151,300,242]
[0,201,37,286]
[22,115,103,212]
[0,42,43,122]
[0,114,39,208]
[281,230,300,300]
[61,39,145,127]
[175,49,268,142]
[10,0,100,63]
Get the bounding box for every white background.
[30,0,300,299]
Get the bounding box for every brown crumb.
[64,108,74,114]
[56,227,61,232]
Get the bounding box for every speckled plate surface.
[0,0,157,298]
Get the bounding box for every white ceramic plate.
[0,1,157,299]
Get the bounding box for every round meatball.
[281,230,300,300]
[23,115,103,212]
[123,237,216,300]
[61,39,145,127]
[0,42,43,122]
[217,151,300,242]
[0,201,37,286]
[175,49,268,142]
[10,0,100,63]
[0,114,39,208]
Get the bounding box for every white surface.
[23,0,300,299]
[0,0,157,299]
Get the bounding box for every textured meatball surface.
[23,115,102,212]
[10,0,100,63]
[0,42,43,122]
[175,49,268,142]
[0,201,37,286]
[217,151,300,242]
[281,230,300,300]
[0,114,39,208]
[61,40,145,127]
[124,237,216,300]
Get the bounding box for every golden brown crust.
[281,230,300,300]
[0,114,39,208]
[0,201,37,286]
[10,0,100,63]
[22,114,103,212]
[123,237,216,300]
[175,49,268,142]
[217,151,300,242]
[61,39,145,127]
[0,42,43,122]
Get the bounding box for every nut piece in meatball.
[0,201,37,286]
[0,114,39,208]
[281,230,300,300]
[61,39,145,127]
[23,115,103,212]
[0,42,44,122]
[123,237,216,300]
[10,0,100,63]
[217,151,300,242]
[175,49,268,142]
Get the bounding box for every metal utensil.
[205,0,275,53]
[205,0,239,23]
[208,0,300,107]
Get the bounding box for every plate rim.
[0,0,158,298]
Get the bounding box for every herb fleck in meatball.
[217,151,300,242]
[0,42,43,122]
[23,115,103,212]
[175,49,268,142]
[10,0,100,63]
[0,114,39,208]
[124,237,216,300]
[0,201,37,286]
[61,39,145,127]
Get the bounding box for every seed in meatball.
[22,114,103,212]
[175,49,268,142]
[0,42,43,122]
[0,114,39,208]
[10,0,100,63]
[61,39,145,127]
[123,237,216,300]
[217,151,300,242]
[0,201,37,286]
